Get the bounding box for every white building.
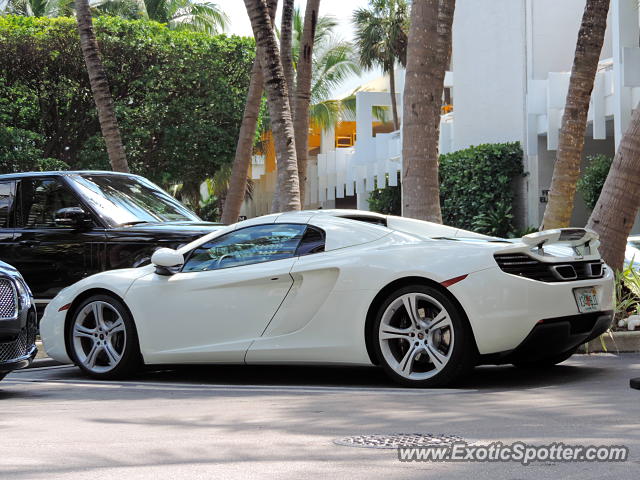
[244,0,640,231]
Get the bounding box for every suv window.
[16,179,83,229]
[183,224,306,272]
[0,181,16,228]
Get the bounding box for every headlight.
[15,279,32,309]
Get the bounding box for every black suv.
[0,171,221,310]
[0,260,37,381]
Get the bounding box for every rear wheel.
[67,295,142,379]
[513,347,578,369]
[373,285,476,387]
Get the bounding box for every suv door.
[0,181,17,260]
[11,177,107,303]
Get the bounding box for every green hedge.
[369,142,524,237]
[577,154,612,210]
[0,15,255,189]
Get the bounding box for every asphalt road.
[1,354,639,479]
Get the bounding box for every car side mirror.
[54,207,92,229]
[151,248,184,276]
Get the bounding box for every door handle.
[19,240,40,247]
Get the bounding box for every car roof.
[0,170,144,180]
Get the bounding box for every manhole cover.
[333,433,467,449]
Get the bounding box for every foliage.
[367,173,400,215]
[471,202,513,237]
[614,261,640,328]
[93,0,228,34]
[0,15,254,191]
[368,142,524,237]
[576,154,612,210]
[1,0,74,17]
[0,126,69,173]
[352,0,409,72]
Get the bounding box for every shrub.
[368,142,524,237]
[0,15,255,189]
[577,154,612,210]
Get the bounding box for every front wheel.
[67,295,142,379]
[373,285,476,387]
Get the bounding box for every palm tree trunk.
[281,0,296,115]
[587,102,640,271]
[221,0,277,224]
[389,64,399,131]
[75,0,129,173]
[542,0,610,230]
[401,0,454,222]
[245,0,301,212]
[293,0,320,208]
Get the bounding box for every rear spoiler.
[522,228,600,250]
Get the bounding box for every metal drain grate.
[334,433,467,449]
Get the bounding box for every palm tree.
[401,0,455,222]
[352,0,408,131]
[244,0,300,212]
[542,0,611,230]
[587,102,640,270]
[94,0,228,34]
[1,0,73,16]
[280,0,296,114]
[221,0,276,225]
[76,0,129,172]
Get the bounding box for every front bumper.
[0,304,38,373]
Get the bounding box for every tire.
[373,284,476,387]
[0,373,6,382]
[67,294,142,379]
[512,347,578,369]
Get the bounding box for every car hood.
[111,221,223,238]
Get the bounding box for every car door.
[127,223,307,364]
[0,180,17,262]
[10,177,107,303]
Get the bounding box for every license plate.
[574,287,599,313]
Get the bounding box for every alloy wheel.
[378,292,455,381]
[72,301,127,374]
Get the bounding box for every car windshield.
[68,174,200,225]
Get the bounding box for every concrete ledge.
[579,331,640,354]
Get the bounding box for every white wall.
[452,0,527,150]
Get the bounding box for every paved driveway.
[1,354,639,479]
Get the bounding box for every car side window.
[296,226,326,256]
[183,224,306,272]
[0,181,16,229]
[15,178,83,229]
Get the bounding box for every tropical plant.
[244,0,300,212]
[292,0,320,205]
[368,142,524,235]
[613,261,640,329]
[221,0,276,225]
[352,0,408,130]
[401,0,455,222]
[542,0,611,229]
[587,101,640,270]
[94,0,227,34]
[576,154,613,210]
[0,15,255,188]
[1,0,73,16]
[76,0,129,172]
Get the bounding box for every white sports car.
[40,210,614,387]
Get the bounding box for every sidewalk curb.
[578,331,640,354]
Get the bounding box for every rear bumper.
[480,310,613,365]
